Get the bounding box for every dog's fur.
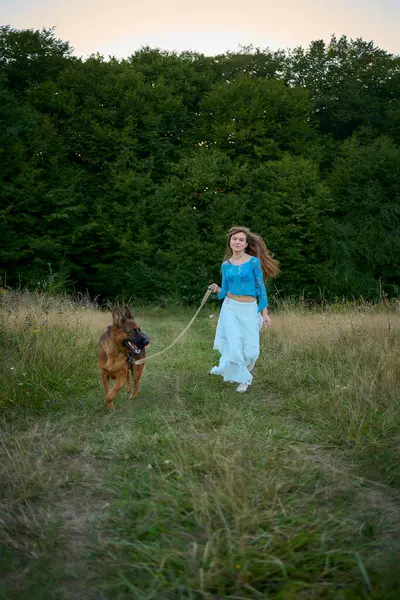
[98,307,149,408]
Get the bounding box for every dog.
[98,306,150,408]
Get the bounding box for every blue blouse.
[217,256,268,312]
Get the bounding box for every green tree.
[286,35,400,141]
[239,155,334,298]
[1,27,399,303]
[198,74,316,162]
[327,135,400,297]
[0,26,73,94]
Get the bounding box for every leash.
[134,288,212,365]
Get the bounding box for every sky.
[2,0,399,58]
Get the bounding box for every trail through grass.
[1,291,399,599]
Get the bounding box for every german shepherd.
[98,307,150,408]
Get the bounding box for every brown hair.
[224,226,280,282]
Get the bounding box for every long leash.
[134,288,212,365]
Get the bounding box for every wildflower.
[10,367,15,370]
[33,329,40,334]
[235,564,241,570]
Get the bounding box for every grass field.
[0,290,399,599]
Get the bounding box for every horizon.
[2,0,399,59]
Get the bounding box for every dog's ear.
[123,306,133,320]
[112,307,124,325]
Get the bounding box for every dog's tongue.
[126,341,141,354]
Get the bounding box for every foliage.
[0,28,399,302]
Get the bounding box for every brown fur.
[97,306,149,409]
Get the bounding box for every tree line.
[1,26,399,303]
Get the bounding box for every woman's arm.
[261,307,272,328]
[254,258,271,327]
[209,263,227,299]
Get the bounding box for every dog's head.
[111,306,150,355]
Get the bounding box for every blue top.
[217,256,268,312]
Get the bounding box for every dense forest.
[1,26,399,303]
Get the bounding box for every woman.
[208,226,280,392]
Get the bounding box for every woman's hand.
[262,313,272,328]
[208,283,221,294]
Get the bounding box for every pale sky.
[2,0,399,57]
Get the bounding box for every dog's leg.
[100,370,110,396]
[129,364,145,399]
[124,369,131,392]
[106,374,125,409]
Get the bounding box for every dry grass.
[0,290,399,599]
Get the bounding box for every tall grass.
[0,289,399,599]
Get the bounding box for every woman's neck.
[231,250,246,260]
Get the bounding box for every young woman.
[208,226,280,392]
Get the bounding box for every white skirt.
[210,297,263,385]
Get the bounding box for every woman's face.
[229,231,247,253]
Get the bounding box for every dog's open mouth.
[123,340,142,355]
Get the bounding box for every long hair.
[223,226,280,282]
